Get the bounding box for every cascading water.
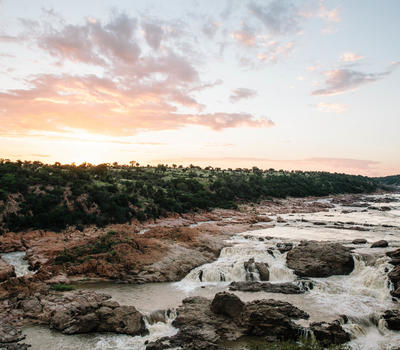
[177,238,295,291]
[1,251,30,277]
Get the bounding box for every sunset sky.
[0,0,399,176]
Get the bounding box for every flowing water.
[21,193,400,349]
[1,251,30,277]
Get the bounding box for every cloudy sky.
[0,0,399,176]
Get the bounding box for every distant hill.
[0,160,377,233]
[375,175,400,186]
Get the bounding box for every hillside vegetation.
[375,175,400,186]
[0,160,378,233]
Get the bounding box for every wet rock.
[276,242,293,253]
[371,240,389,248]
[146,294,309,350]
[244,258,269,281]
[20,291,148,336]
[255,262,269,281]
[286,242,354,277]
[382,310,400,330]
[387,249,400,259]
[313,222,327,226]
[210,292,244,318]
[352,238,367,244]
[389,265,400,291]
[0,257,16,282]
[0,322,29,350]
[310,320,351,346]
[229,281,304,294]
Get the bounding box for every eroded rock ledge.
[145,292,349,350]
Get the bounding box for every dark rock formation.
[20,291,148,336]
[310,320,351,346]
[229,281,304,294]
[276,242,293,253]
[382,310,400,330]
[352,238,367,244]
[210,292,244,318]
[286,242,354,277]
[146,293,310,350]
[243,258,269,281]
[371,240,389,248]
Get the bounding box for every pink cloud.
[229,88,257,102]
[315,102,347,113]
[339,52,364,62]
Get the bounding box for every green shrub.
[50,284,76,292]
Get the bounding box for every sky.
[0,0,399,176]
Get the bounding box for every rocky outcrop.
[382,310,400,330]
[243,258,269,281]
[0,322,29,350]
[371,240,389,248]
[310,320,351,346]
[286,242,354,277]
[276,242,293,253]
[229,281,305,294]
[0,257,16,282]
[19,291,148,336]
[146,293,310,350]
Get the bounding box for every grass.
[50,283,76,292]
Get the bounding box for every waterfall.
[1,251,31,277]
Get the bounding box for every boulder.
[389,265,400,290]
[229,281,304,294]
[146,294,310,350]
[286,242,354,277]
[382,310,400,330]
[276,242,293,253]
[371,240,389,248]
[244,258,269,281]
[210,292,244,318]
[387,249,400,259]
[0,322,29,350]
[21,291,148,336]
[255,262,270,281]
[0,257,16,282]
[352,238,367,244]
[310,320,351,346]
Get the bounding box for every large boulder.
[146,294,310,350]
[0,257,16,282]
[21,291,148,336]
[310,320,351,346]
[352,238,367,244]
[210,292,244,318]
[286,242,354,277]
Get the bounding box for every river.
[9,193,400,349]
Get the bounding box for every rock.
[255,262,269,281]
[244,258,269,281]
[371,240,389,248]
[229,281,304,294]
[276,242,293,253]
[210,292,244,318]
[352,238,367,244]
[387,249,400,259]
[389,265,400,289]
[286,242,354,277]
[21,291,148,336]
[0,322,29,350]
[146,294,309,350]
[310,320,351,346]
[382,310,400,330]
[0,257,16,282]
[45,273,70,285]
[389,259,400,266]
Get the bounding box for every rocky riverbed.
[1,192,400,349]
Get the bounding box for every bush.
[50,284,76,292]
